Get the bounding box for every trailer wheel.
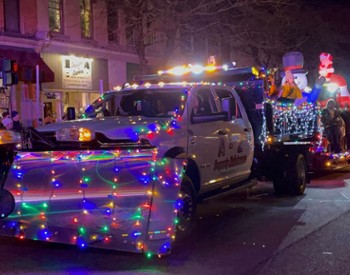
[286,154,307,195]
[176,176,197,238]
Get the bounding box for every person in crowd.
[2,116,13,130]
[44,110,55,125]
[321,99,342,153]
[2,111,10,119]
[340,103,350,150]
[339,116,346,151]
[267,74,278,99]
[1,111,12,129]
[11,111,23,132]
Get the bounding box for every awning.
[0,46,54,83]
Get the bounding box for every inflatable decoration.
[329,74,350,107]
[319,52,335,80]
[281,51,308,92]
[317,52,350,107]
[279,51,309,105]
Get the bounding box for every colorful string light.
[260,100,319,146]
[0,144,185,257]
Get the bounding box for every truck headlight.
[55,127,95,142]
[0,130,21,145]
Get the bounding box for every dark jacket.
[340,109,350,134]
[12,120,23,132]
[321,108,342,129]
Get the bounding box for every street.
[1,168,350,275]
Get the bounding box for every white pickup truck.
[0,65,311,257]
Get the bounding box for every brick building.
[0,0,162,126]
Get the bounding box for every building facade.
[0,0,162,126]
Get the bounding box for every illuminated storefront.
[0,45,54,127]
[41,53,109,123]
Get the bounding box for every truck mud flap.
[0,149,184,256]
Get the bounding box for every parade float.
[264,51,350,170]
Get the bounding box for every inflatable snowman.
[281,52,308,92]
[280,51,308,105]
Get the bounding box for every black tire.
[272,168,289,195]
[0,189,15,218]
[176,176,197,238]
[286,154,307,195]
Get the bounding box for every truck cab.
[88,83,253,191]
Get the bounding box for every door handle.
[217,129,227,135]
[244,128,251,132]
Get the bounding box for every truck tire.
[176,176,197,238]
[272,169,289,195]
[286,154,307,195]
[0,189,15,218]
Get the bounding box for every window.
[107,1,119,43]
[126,17,136,46]
[85,89,187,118]
[4,0,19,33]
[49,0,63,33]
[80,0,92,38]
[193,89,217,115]
[215,88,241,118]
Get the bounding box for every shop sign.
[62,55,92,89]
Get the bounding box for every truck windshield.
[84,88,187,118]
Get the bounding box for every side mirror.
[221,97,235,121]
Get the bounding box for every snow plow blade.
[0,149,184,256]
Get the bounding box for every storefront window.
[80,0,92,38]
[49,0,63,33]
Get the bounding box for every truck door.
[188,87,232,191]
[213,88,254,181]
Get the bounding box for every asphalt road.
[1,169,350,275]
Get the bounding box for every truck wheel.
[0,189,15,218]
[272,169,288,195]
[176,176,197,238]
[286,154,307,195]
